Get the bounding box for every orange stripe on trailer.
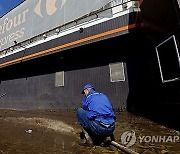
[0,23,144,68]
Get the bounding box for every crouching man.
[77,84,116,146]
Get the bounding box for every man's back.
[82,90,115,124]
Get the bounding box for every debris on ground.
[0,109,180,154]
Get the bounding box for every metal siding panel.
[0,29,133,110]
[0,59,129,110]
[0,12,139,68]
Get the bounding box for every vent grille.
[109,62,125,82]
[55,71,64,87]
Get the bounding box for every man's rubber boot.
[100,134,115,147]
[110,133,115,141]
[82,128,93,145]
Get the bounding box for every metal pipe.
[111,141,139,154]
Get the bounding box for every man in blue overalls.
[77,84,116,146]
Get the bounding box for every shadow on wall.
[126,81,180,131]
[125,0,180,131]
[140,0,180,43]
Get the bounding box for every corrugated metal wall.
[0,35,131,110]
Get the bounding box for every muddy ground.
[0,109,180,154]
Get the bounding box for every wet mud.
[0,109,180,154]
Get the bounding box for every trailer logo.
[34,0,68,18]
